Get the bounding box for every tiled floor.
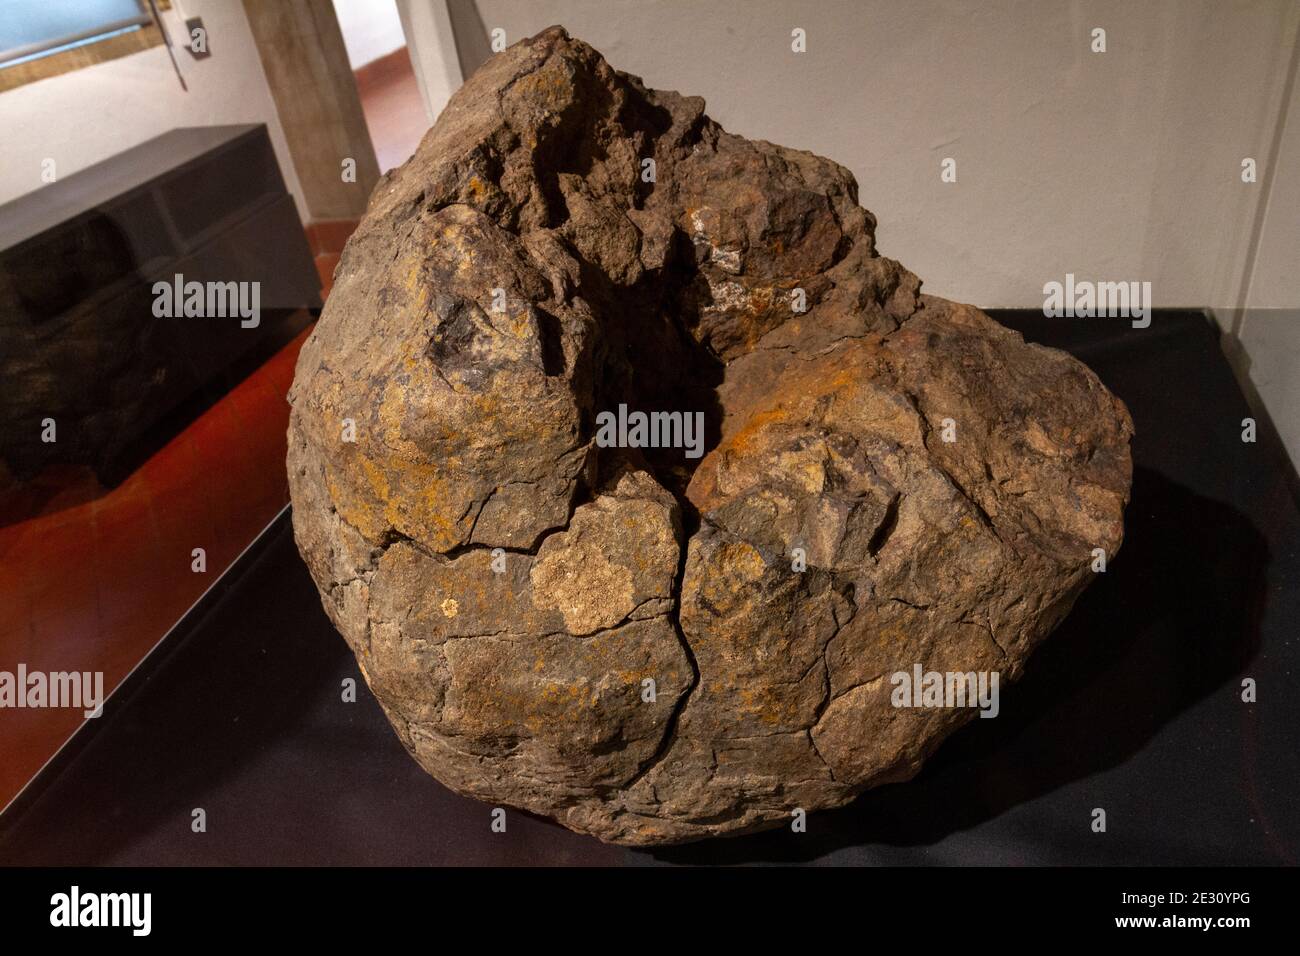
[0,224,356,811]
[355,48,428,173]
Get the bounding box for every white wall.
[396,0,464,123]
[333,0,406,69]
[0,0,308,221]
[458,0,1300,467]
[466,0,1298,312]
[1236,39,1300,468]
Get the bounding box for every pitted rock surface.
[287,26,1133,844]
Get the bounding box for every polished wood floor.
[355,47,427,173]
[0,53,425,812]
[0,226,355,811]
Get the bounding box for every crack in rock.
[287,26,1134,845]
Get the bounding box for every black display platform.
[0,125,321,483]
[1,309,1296,866]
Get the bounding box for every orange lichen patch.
[428,221,480,277]
[339,449,467,552]
[693,542,767,618]
[727,540,768,582]
[738,686,803,728]
[377,384,413,448]
[358,455,392,502]
[402,260,424,293]
[539,681,588,705]
[326,458,389,542]
[774,450,827,494]
[721,404,790,459]
[827,365,862,393]
[746,286,775,315]
[482,393,574,461]
[396,464,467,547]
[873,621,912,646]
[687,397,795,508]
[507,66,574,113]
[510,310,531,339]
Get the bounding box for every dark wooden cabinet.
[0,124,320,483]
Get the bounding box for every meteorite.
[287,26,1133,845]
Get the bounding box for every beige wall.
[5,1,1298,462]
[0,0,308,220]
[332,0,406,68]
[464,0,1298,311]
[453,0,1300,465]
[240,0,380,222]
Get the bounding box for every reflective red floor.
[0,225,354,810]
[0,54,426,811]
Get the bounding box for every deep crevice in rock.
[288,25,1134,846]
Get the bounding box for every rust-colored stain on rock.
[287,27,1133,844]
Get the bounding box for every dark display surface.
[0,125,320,482]
[1,310,1295,866]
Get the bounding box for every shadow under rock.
[647,466,1269,864]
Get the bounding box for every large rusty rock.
[287,27,1133,844]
